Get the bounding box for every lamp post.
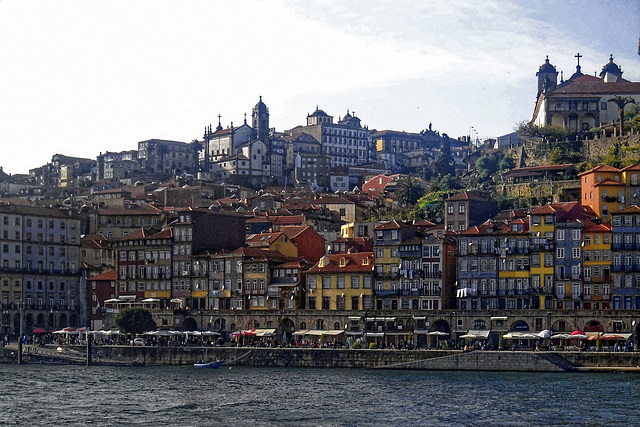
[452,311,458,349]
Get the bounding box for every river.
[0,364,638,426]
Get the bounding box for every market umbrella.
[32,328,46,334]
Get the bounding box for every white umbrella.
[427,331,449,336]
[538,329,553,339]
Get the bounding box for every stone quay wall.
[4,345,640,372]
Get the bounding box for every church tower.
[252,96,269,142]
[599,54,625,82]
[536,56,558,99]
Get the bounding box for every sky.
[0,0,638,175]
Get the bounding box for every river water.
[0,364,638,426]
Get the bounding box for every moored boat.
[193,360,223,368]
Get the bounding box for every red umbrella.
[32,328,46,333]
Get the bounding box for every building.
[114,227,173,308]
[137,139,198,179]
[0,204,84,336]
[171,208,246,308]
[305,252,374,312]
[610,206,640,309]
[445,190,498,232]
[532,54,640,134]
[91,202,167,239]
[288,108,374,168]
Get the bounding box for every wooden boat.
[193,360,223,368]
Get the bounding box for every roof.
[594,178,625,187]
[88,270,116,281]
[611,205,640,215]
[446,190,494,202]
[306,252,374,274]
[547,74,640,97]
[374,220,412,231]
[119,227,173,241]
[578,164,621,176]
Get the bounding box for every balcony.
[612,264,623,272]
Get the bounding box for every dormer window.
[362,258,369,265]
[339,258,347,267]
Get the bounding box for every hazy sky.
[0,0,638,175]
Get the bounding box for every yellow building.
[529,205,557,309]
[305,253,374,312]
[245,231,298,258]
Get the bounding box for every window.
[556,230,565,241]
[458,203,465,214]
[322,277,331,289]
[556,248,565,259]
[572,248,581,259]
[351,276,359,289]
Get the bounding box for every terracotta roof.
[547,74,640,96]
[272,215,305,225]
[374,220,411,230]
[279,225,310,239]
[620,163,640,172]
[578,164,621,176]
[611,205,640,214]
[446,190,494,202]
[306,252,375,274]
[89,270,116,281]
[594,178,625,187]
[119,227,173,241]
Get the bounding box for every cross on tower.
[575,52,582,67]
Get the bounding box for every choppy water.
[0,364,638,426]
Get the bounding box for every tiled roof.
[446,190,493,202]
[594,178,625,187]
[89,270,116,281]
[306,252,374,273]
[578,164,621,176]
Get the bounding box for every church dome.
[254,96,267,113]
[599,54,623,78]
[537,56,556,74]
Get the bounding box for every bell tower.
[536,56,558,99]
[252,96,269,141]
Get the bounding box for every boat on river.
[193,360,223,368]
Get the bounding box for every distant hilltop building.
[532,54,640,134]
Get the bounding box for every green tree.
[395,177,425,207]
[608,95,637,136]
[498,154,515,171]
[475,153,500,180]
[115,308,157,340]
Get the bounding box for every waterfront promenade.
[2,343,640,372]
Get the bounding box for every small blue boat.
[194,360,223,368]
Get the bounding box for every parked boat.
[193,360,223,368]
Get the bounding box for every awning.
[292,329,310,336]
[345,331,363,336]
[459,329,490,339]
[323,330,345,336]
[413,329,429,335]
[490,316,508,321]
[413,316,426,321]
[348,316,362,321]
[503,331,541,339]
[365,332,385,338]
[305,330,328,336]
[254,328,276,337]
[600,333,633,340]
[384,317,396,322]
[427,331,449,336]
